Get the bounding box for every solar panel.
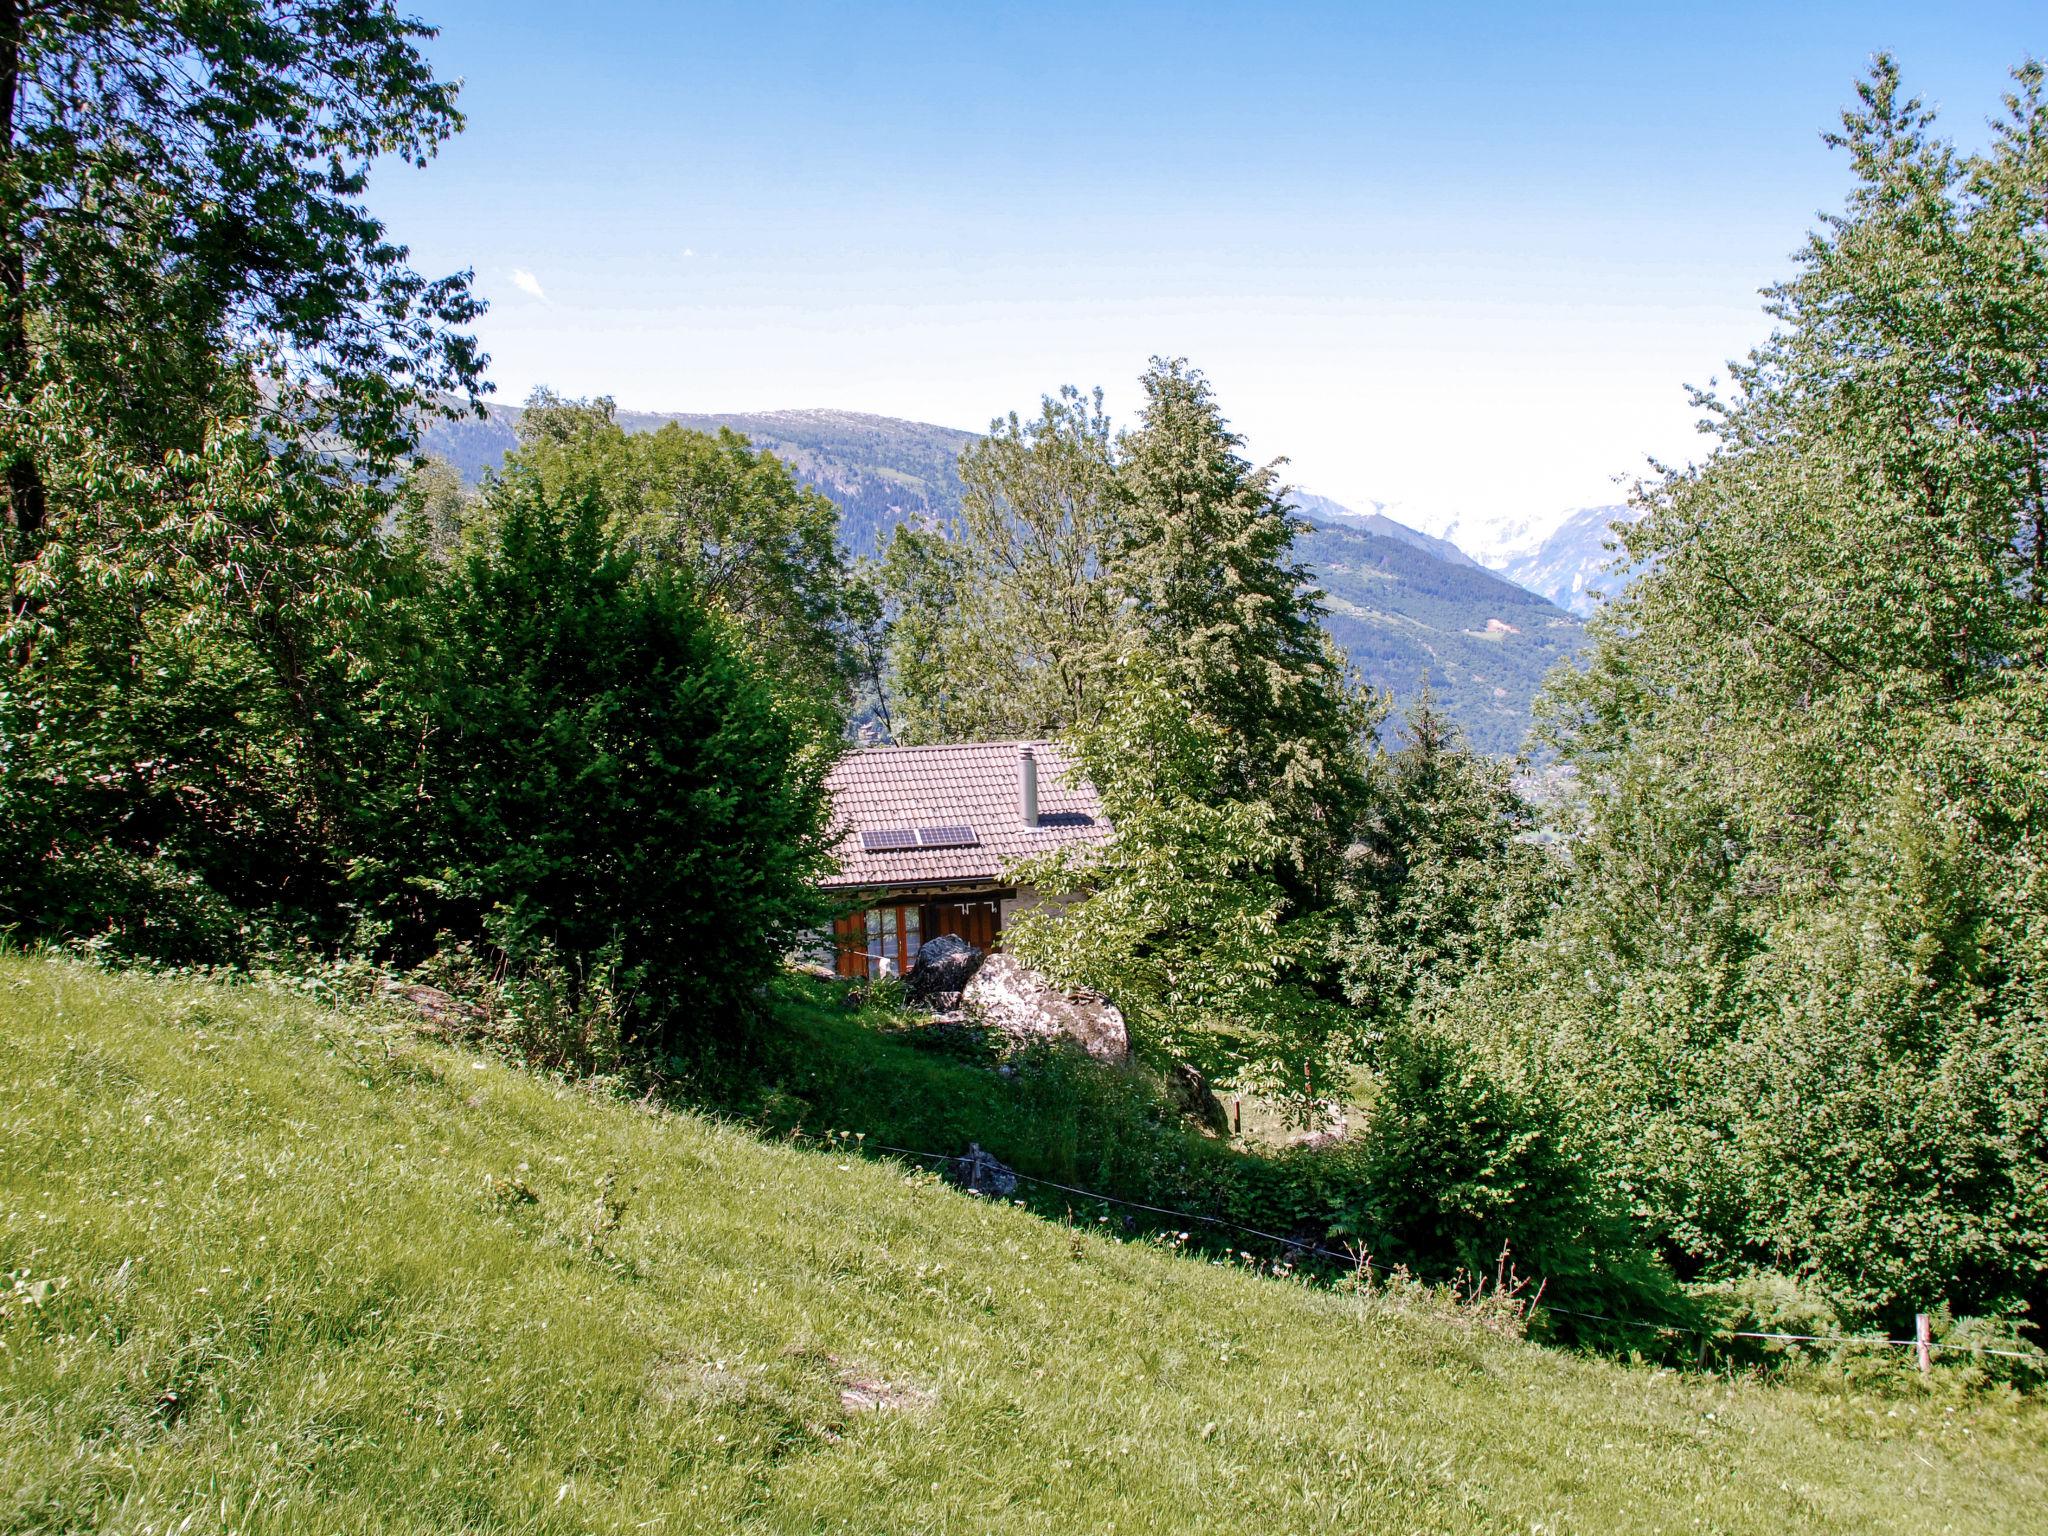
[1034,811,1095,830]
[860,827,920,852]
[916,824,980,849]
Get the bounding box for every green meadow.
[4,953,2043,1535]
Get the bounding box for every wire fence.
[794,1129,2048,1367]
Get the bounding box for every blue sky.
[371,1,2046,548]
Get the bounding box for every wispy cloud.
[509,268,547,301]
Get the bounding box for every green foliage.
[498,391,863,714]
[880,387,1123,743]
[867,519,973,740]
[417,473,838,1062]
[0,385,431,958]
[1002,361,1379,1099]
[1109,360,1375,891]
[1337,1024,1669,1330]
[0,0,483,547]
[1011,661,1359,1096]
[1336,689,1557,1038]
[0,0,480,960]
[1491,57,2048,1329]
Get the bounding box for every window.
[863,904,921,977]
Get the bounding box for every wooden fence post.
[1915,1312,1933,1376]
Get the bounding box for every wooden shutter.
[832,911,867,978]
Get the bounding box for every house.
[819,740,1109,978]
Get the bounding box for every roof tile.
[822,740,1108,890]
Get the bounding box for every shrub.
[416,475,838,1066]
[1330,1026,1680,1332]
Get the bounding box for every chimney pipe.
[1019,745,1040,829]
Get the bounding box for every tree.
[0,406,435,956]
[422,472,839,1061]
[1010,658,1358,1096]
[1109,359,1375,902]
[0,0,483,562]
[1496,57,2048,1327]
[881,386,1124,742]
[0,2,482,957]
[1010,361,1379,1102]
[502,391,862,714]
[1336,687,1555,1039]
[867,519,968,742]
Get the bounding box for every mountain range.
[1485,504,1644,617]
[419,402,1588,755]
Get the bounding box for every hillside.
[421,404,1582,753]
[5,954,2045,1533]
[1298,517,1586,754]
[1494,503,1646,617]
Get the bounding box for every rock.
[947,1142,1019,1198]
[378,979,483,1033]
[961,954,1128,1062]
[904,934,985,1004]
[1168,1061,1231,1135]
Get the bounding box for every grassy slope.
[4,956,2042,1535]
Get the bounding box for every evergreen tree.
[1337,686,1554,1039]
[1109,359,1376,899]
[1009,658,1358,1095]
[1011,361,1379,1100]
[421,474,838,1061]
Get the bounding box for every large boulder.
[905,934,985,1003]
[962,954,1128,1062]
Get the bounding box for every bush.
[415,475,838,1066]
[0,405,428,963]
[1330,1026,1676,1332]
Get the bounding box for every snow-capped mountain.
[1494,503,1645,616]
[1282,490,1480,569]
[1372,499,1647,618]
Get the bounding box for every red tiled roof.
[821,740,1109,891]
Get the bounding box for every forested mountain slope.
[425,401,972,555]
[422,403,1582,752]
[1297,517,1586,754]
